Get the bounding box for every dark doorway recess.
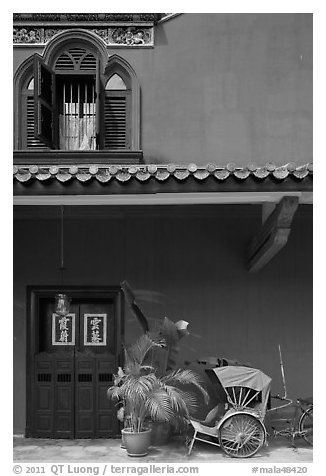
[26,286,124,438]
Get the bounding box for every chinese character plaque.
[84,314,107,346]
[52,313,76,345]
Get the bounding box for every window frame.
[100,71,132,150]
[14,31,141,152]
[103,54,140,151]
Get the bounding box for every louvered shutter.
[95,57,101,149]
[34,54,56,148]
[26,96,46,148]
[104,92,131,149]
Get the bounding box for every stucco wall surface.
[13,13,312,166]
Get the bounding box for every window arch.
[103,73,130,149]
[14,57,47,150]
[103,54,140,151]
[27,78,34,90]
[106,74,127,90]
[14,31,140,151]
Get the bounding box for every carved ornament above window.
[13,13,171,46]
[13,26,154,46]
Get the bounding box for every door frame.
[25,285,124,438]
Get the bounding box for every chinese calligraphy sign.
[52,313,75,345]
[84,314,107,346]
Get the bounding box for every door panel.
[75,354,95,438]
[31,292,121,438]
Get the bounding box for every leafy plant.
[120,281,190,374]
[107,333,209,433]
[154,316,190,374]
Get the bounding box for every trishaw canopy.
[206,365,272,417]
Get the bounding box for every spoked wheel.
[299,407,313,446]
[218,413,265,458]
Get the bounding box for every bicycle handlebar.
[268,394,293,413]
[271,394,292,403]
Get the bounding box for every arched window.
[15,33,140,151]
[103,74,130,149]
[52,45,99,150]
[102,55,140,151]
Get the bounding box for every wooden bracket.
[247,196,299,273]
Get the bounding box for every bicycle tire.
[299,406,313,446]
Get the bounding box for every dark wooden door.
[32,293,121,438]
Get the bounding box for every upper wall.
[13,13,313,166]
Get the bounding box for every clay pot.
[121,428,152,457]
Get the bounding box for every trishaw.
[187,360,313,458]
[187,365,271,458]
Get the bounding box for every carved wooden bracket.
[247,196,299,273]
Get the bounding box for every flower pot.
[121,431,126,449]
[121,428,152,457]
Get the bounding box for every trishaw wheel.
[218,413,265,458]
[299,407,313,446]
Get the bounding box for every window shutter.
[104,93,130,149]
[34,54,56,148]
[26,96,46,148]
[95,58,101,149]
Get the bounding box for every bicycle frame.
[267,396,312,446]
[265,346,313,446]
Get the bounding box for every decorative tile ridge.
[13,163,313,184]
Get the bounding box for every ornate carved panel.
[13,25,154,47]
[94,27,153,46]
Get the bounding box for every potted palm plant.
[107,333,209,457]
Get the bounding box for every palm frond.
[123,357,142,376]
[120,280,149,333]
[162,368,195,384]
[159,317,179,346]
[107,330,210,432]
[125,333,163,368]
[163,368,210,404]
[163,385,198,414]
[124,373,158,402]
[159,385,190,415]
[145,390,175,423]
[141,365,156,372]
[107,385,123,400]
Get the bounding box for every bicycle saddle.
[297,396,313,405]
